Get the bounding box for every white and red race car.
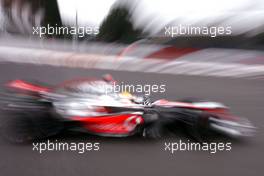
[0,75,256,143]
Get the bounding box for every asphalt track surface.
[0,62,263,176]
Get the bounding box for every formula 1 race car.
[0,75,256,143]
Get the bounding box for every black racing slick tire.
[0,92,63,143]
[0,109,63,143]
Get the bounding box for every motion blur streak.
[0,38,264,79]
[0,1,264,176]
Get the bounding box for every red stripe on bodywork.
[7,80,49,93]
[73,114,144,135]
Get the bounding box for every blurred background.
[1,0,264,46]
[1,0,264,66]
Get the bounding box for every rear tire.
[0,109,63,143]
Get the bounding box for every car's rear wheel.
[0,91,63,143]
[0,109,63,143]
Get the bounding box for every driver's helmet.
[119,91,134,99]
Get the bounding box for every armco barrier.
[0,45,264,79]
